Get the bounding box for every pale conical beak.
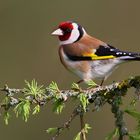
[51,28,63,36]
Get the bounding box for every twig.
[50,106,80,140]
[80,113,86,140]
[0,85,24,96]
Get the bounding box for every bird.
[51,21,140,85]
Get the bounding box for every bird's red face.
[52,21,73,41]
[58,22,74,41]
[52,21,85,45]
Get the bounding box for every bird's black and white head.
[51,21,86,45]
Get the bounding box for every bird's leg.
[100,78,105,86]
[76,79,84,84]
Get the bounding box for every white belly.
[89,59,121,79]
[65,59,121,81]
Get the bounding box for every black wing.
[95,44,137,57]
[65,44,140,61]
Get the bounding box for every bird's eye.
[64,28,72,33]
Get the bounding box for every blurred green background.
[0,0,140,139]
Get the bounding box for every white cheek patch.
[60,23,80,45]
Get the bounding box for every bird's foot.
[76,79,84,84]
[100,78,105,86]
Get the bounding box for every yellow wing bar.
[83,53,116,60]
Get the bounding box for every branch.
[110,96,128,140]
[0,76,140,139]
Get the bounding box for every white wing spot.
[110,49,114,51]
[116,52,123,55]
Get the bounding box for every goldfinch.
[51,21,140,85]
